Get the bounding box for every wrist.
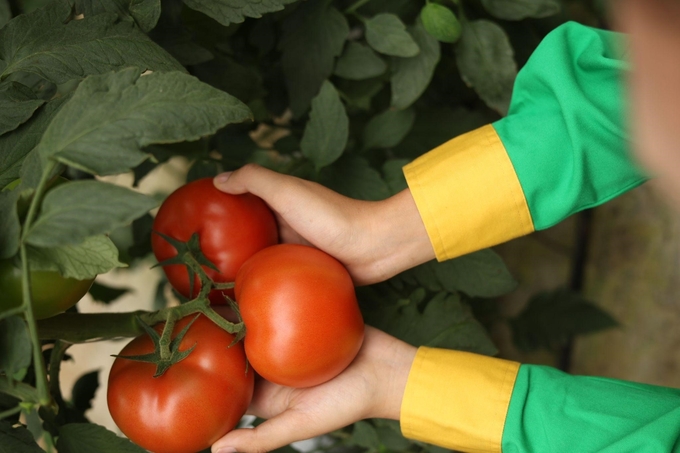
[366,189,435,281]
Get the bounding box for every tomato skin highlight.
[107,315,254,453]
[0,259,93,319]
[151,178,278,304]
[235,244,365,388]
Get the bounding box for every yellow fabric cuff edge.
[403,124,534,261]
[400,347,521,453]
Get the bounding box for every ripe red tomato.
[152,178,278,304]
[107,315,254,453]
[235,244,365,388]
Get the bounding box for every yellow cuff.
[403,124,534,261]
[400,347,520,453]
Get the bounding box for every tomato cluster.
[109,178,365,453]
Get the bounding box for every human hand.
[213,164,435,285]
[210,326,417,453]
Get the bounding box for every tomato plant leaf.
[334,42,387,80]
[363,108,415,150]
[301,80,348,170]
[0,0,11,29]
[510,289,618,352]
[318,156,390,201]
[0,0,183,84]
[348,421,380,449]
[0,317,32,382]
[420,3,461,44]
[0,421,43,453]
[26,180,156,248]
[57,423,147,453]
[456,20,517,115]
[0,82,45,136]
[390,20,440,110]
[0,96,69,190]
[365,13,419,57]
[88,282,131,304]
[382,158,409,194]
[363,289,497,355]
[184,0,298,26]
[26,234,126,279]
[279,0,348,116]
[481,0,560,20]
[400,249,518,298]
[74,0,161,33]
[129,0,161,32]
[38,68,251,176]
[0,189,20,259]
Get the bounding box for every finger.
[213,164,294,201]
[212,409,344,453]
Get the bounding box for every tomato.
[107,315,254,453]
[0,259,93,319]
[152,178,278,304]
[235,244,365,388]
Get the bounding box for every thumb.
[213,164,290,200]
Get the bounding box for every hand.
[213,164,435,285]
[211,326,417,453]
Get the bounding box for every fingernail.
[214,172,232,185]
[216,448,237,453]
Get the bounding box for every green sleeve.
[502,365,680,452]
[493,22,648,230]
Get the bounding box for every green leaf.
[363,108,415,150]
[420,3,461,43]
[279,0,349,116]
[456,20,517,115]
[390,20,440,109]
[334,42,387,80]
[129,0,161,32]
[0,421,43,453]
[364,290,497,355]
[510,289,618,352]
[26,180,157,248]
[88,282,130,304]
[0,317,32,381]
[0,82,45,136]
[0,188,20,259]
[192,55,265,104]
[349,421,380,449]
[373,419,411,451]
[336,77,384,111]
[0,96,69,190]
[57,423,147,453]
[184,0,298,26]
[382,158,409,194]
[301,80,348,170]
[187,159,220,182]
[401,249,517,298]
[38,68,252,176]
[365,13,419,57]
[74,0,162,33]
[26,234,126,279]
[318,156,390,201]
[0,0,183,84]
[481,0,560,20]
[0,0,11,29]
[128,212,153,259]
[71,370,99,412]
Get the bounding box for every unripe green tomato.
[0,259,94,319]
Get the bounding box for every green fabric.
[502,365,680,452]
[493,22,647,230]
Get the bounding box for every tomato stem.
[48,340,71,407]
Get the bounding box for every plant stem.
[0,306,26,321]
[0,405,21,420]
[0,379,42,402]
[18,161,58,408]
[344,0,374,14]
[20,245,50,406]
[48,340,71,406]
